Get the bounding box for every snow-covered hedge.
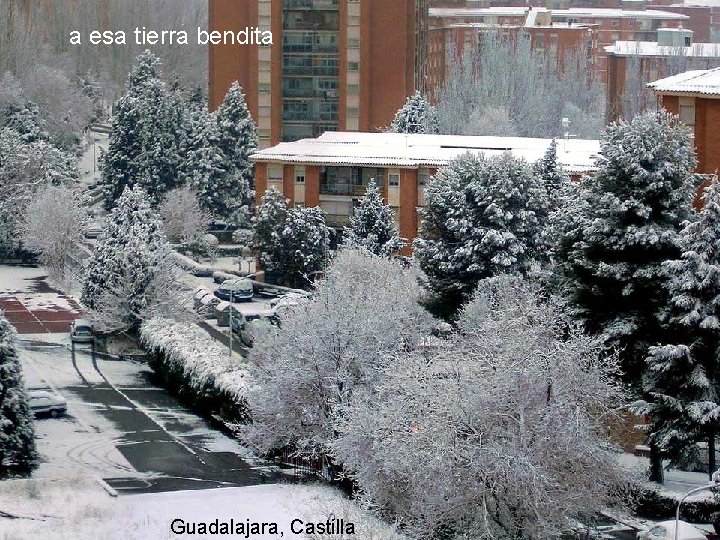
[170,251,213,277]
[139,317,251,422]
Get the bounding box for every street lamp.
[674,469,720,540]
[228,289,234,358]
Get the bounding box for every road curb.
[93,476,119,498]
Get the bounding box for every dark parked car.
[214,278,254,302]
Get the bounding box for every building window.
[295,174,305,184]
[685,36,692,46]
[347,38,360,48]
[679,97,696,126]
[389,173,400,187]
[259,83,271,93]
[348,61,359,71]
[419,170,429,186]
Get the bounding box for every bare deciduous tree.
[20,184,85,282]
[158,185,210,244]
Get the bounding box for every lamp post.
[228,289,233,358]
[674,470,720,540]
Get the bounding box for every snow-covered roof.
[605,40,720,57]
[251,132,601,175]
[648,67,720,95]
[430,6,688,20]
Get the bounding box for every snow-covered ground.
[0,479,403,539]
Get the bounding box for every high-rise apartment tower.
[209,0,428,147]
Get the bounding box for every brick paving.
[0,294,82,334]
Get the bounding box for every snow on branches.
[239,249,435,459]
[332,276,626,539]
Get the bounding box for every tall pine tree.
[639,179,720,477]
[81,185,169,332]
[101,50,185,207]
[0,314,37,478]
[343,179,405,256]
[214,81,258,220]
[389,91,440,134]
[558,111,698,482]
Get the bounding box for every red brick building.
[606,28,720,120]
[208,0,428,147]
[428,4,690,84]
[251,131,600,248]
[649,67,720,181]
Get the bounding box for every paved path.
[0,268,82,334]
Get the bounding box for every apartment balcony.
[284,0,339,10]
[282,65,339,77]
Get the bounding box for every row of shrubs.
[169,251,213,277]
[139,317,251,423]
[630,485,720,524]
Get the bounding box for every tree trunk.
[649,441,664,483]
[709,428,716,480]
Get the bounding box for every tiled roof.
[648,67,720,95]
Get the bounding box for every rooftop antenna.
[561,117,575,152]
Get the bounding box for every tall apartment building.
[208,0,428,147]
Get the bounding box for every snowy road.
[20,337,279,494]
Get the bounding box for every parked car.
[70,318,94,343]
[214,278,254,302]
[230,311,254,348]
[637,520,707,540]
[28,389,67,418]
[231,311,279,348]
[84,220,103,239]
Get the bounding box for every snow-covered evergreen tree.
[101,50,185,207]
[343,180,405,256]
[0,314,37,478]
[182,109,236,219]
[557,111,698,482]
[81,185,182,332]
[389,91,439,134]
[0,101,48,143]
[253,187,289,267]
[276,206,332,288]
[414,152,550,318]
[253,188,331,288]
[0,127,78,256]
[637,179,720,476]
[534,139,569,210]
[214,81,258,220]
[558,110,697,382]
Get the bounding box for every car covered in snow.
[28,389,67,418]
[214,278,254,302]
[84,220,103,239]
[636,520,707,540]
[70,318,94,343]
